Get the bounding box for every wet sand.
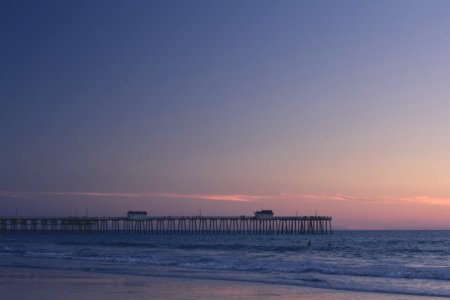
[0,267,441,300]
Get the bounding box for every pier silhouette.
[0,211,332,235]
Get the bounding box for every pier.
[0,214,332,235]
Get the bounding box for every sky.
[2,0,450,229]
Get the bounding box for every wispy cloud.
[277,193,372,202]
[0,190,265,202]
[379,195,450,207]
[2,190,450,207]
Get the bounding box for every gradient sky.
[2,0,450,229]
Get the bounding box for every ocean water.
[1,231,450,297]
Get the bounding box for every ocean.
[1,231,449,297]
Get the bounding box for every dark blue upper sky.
[2,1,450,228]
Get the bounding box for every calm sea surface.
[1,231,450,297]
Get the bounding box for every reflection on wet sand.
[0,267,440,300]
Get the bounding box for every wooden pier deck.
[0,216,332,235]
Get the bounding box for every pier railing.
[0,216,332,235]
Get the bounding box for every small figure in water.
[307,240,311,247]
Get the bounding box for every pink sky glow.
[2,189,450,230]
[2,190,450,207]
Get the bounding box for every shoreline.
[0,266,442,300]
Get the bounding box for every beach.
[1,232,450,297]
[0,267,442,300]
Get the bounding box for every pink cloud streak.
[1,190,450,207]
[0,191,265,202]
